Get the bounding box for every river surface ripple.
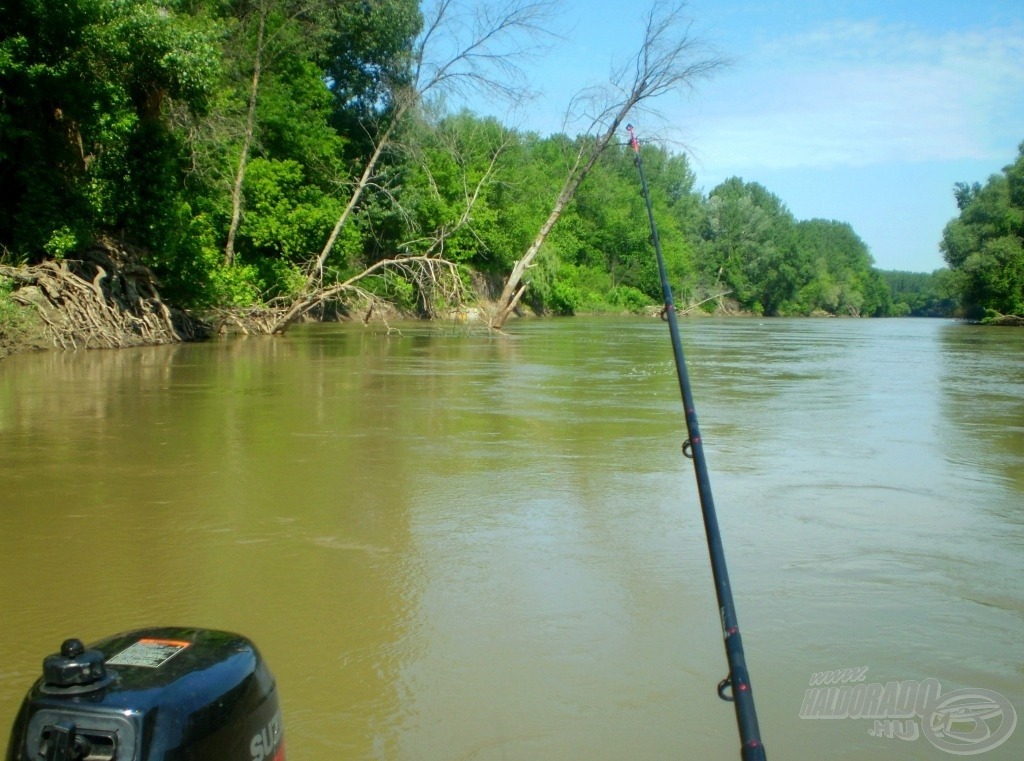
[1,317,1022,760]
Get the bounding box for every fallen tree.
[986,313,1024,326]
[267,0,553,334]
[261,253,469,333]
[489,0,727,328]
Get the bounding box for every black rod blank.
[627,125,766,761]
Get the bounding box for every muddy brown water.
[1,317,1022,760]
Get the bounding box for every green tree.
[793,219,883,316]
[220,0,334,267]
[326,0,421,149]
[171,0,420,306]
[699,178,801,314]
[881,269,959,317]
[941,142,1024,318]
[568,143,697,305]
[0,0,221,262]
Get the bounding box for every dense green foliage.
[0,0,417,308]
[2,0,962,324]
[880,270,959,317]
[0,0,222,263]
[0,275,28,353]
[694,180,892,316]
[941,142,1024,319]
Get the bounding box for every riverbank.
[0,238,207,359]
[1,254,1016,362]
[0,296,740,361]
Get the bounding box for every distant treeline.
[1,1,1018,326]
[879,270,959,318]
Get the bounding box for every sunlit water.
[1,318,1021,760]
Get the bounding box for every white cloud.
[682,19,1024,176]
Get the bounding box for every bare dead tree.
[223,0,269,268]
[223,0,329,267]
[319,119,515,320]
[271,0,555,333]
[489,0,727,328]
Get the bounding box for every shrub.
[608,285,650,313]
[547,280,581,315]
[0,276,33,356]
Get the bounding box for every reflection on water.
[938,325,1024,497]
[1,318,1022,760]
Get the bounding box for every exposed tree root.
[0,237,208,351]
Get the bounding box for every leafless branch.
[270,254,469,332]
[291,0,556,294]
[491,0,729,328]
[414,0,557,102]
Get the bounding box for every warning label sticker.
[106,638,191,668]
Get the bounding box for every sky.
[452,0,1024,273]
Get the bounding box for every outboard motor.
[5,628,284,761]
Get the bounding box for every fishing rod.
[627,125,766,761]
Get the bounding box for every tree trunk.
[490,183,575,328]
[489,2,725,328]
[301,117,398,287]
[268,113,405,334]
[489,106,634,329]
[224,6,267,268]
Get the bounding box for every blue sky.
[455,0,1024,273]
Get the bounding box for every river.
[1,317,1022,760]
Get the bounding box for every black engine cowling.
[5,628,284,761]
